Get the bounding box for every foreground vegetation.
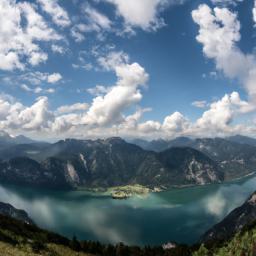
[193,222,256,256]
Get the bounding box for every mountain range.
[0,132,255,190]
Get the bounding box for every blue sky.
[0,0,256,140]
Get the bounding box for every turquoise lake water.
[0,175,256,246]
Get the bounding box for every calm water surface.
[0,175,256,246]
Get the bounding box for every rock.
[0,202,34,225]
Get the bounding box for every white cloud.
[0,53,149,137]
[1,89,256,140]
[71,25,86,42]
[18,72,62,85]
[162,112,189,133]
[29,52,48,66]
[19,97,53,131]
[87,85,111,96]
[0,96,53,131]
[192,4,241,66]
[83,4,112,30]
[51,44,65,54]
[56,103,89,114]
[73,63,93,71]
[138,120,161,133]
[192,4,256,102]
[21,84,42,94]
[47,73,62,84]
[46,88,55,94]
[70,4,111,42]
[37,0,71,27]
[195,92,254,135]
[82,61,149,127]
[21,84,55,94]
[106,0,167,32]
[97,51,129,71]
[0,0,61,71]
[192,100,207,108]
[118,108,152,130]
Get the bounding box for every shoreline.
[0,171,255,199]
[75,171,256,199]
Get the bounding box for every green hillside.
[194,224,256,256]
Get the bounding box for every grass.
[193,227,256,256]
[0,241,92,256]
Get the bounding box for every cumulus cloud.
[37,0,71,27]
[82,60,149,127]
[87,85,111,96]
[0,0,61,71]
[1,90,256,140]
[162,112,189,133]
[192,4,256,102]
[0,53,149,137]
[195,92,254,135]
[105,0,168,32]
[138,120,162,133]
[56,103,89,114]
[188,3,256,137]
[0,95,53,132]
[47,73,62,84]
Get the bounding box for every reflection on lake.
[0,175,256,246]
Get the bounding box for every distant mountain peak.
[227,134,256,146]
[104,137,125,144]
[0,131,11,138]
[0,131,35,146]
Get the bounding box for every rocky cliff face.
[0,202,33,225]
[201,191,256,244]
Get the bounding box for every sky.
[0,0,256,140]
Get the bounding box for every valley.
[1,132,256,253]
[0,173,256,255]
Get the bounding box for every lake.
[0,175,256,246]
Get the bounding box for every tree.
[70,235,81,251]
